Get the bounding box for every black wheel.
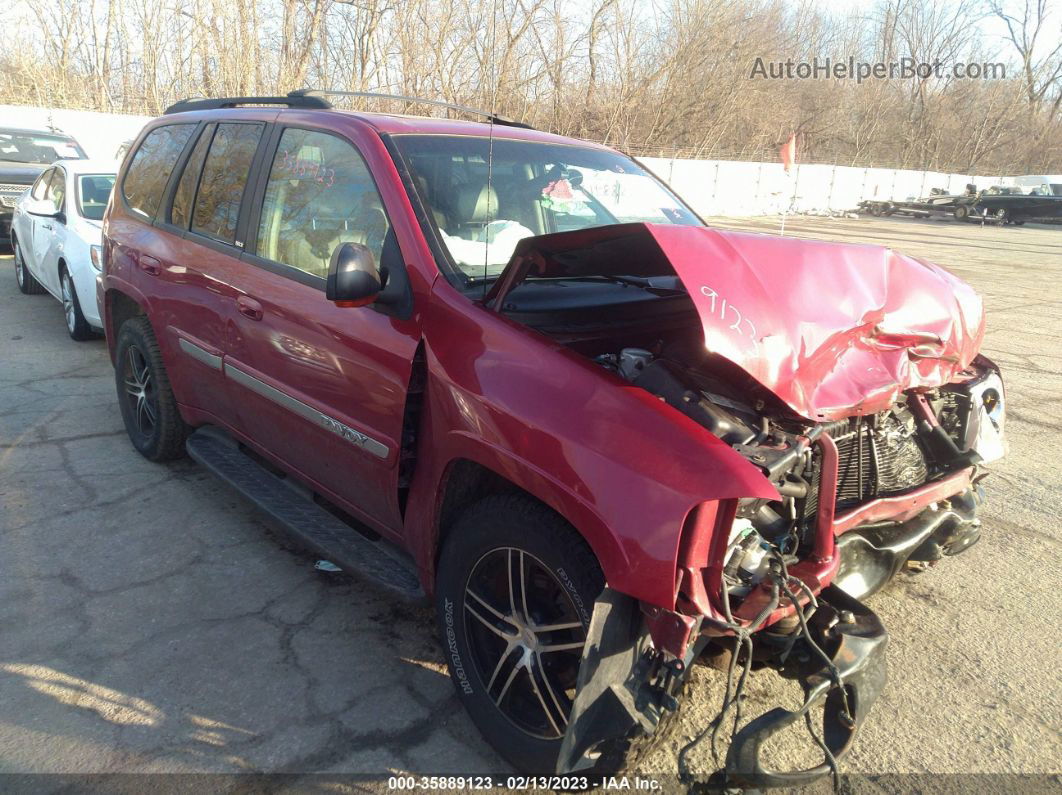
[13,238,45,295]
[436,494,604,773]
[1012,219,1025,226]
[60,267,94,341]
[114,316,188,461]
[953,205,969,220]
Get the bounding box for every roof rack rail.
[163,92,333,115]
[289,88,534,129]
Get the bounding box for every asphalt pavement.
[1,215,1059,789]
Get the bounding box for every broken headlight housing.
[963,370,1006,463]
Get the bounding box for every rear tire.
[953,205,969,221]
[61,267,94,341]
[14,239,45,295]
[114,316,189,461]
[435,494,604,774]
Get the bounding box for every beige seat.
[451,183,499,236]
[280,202,389,278]
[415,175,449,229]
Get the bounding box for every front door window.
[255,128,391,279]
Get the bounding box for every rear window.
[190,122,263,244]
[122,124,195,219]
[0,130,86,164]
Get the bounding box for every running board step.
[186,427,425,602]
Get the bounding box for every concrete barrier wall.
[641,156,1060,216]
[639,156,1003,216]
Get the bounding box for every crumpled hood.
[495,222,985,420]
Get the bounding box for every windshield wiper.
[584,274,687,295]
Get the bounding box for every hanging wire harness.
[674,547,887,791]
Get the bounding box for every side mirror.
[25,198,60,218]
[326,242,381,307]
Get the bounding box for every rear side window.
[122,124,195,219]
[170,124,214,229]
[254,128,391,278]
[191,123,263,244]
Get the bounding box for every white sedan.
[11,159,118,340]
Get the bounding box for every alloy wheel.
[463,547,587,740]
[14,243,25,287]
[122,345,157,437]
[62,272,76,333]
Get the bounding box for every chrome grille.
[0,184,29,209]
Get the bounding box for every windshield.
[393,135,700,281]
[0,130,87,164]
[77,174,116,220]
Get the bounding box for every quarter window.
[122,124,195,219]
[255,128,390,278]
[191,122,263,244]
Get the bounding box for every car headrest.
[455,183,498,224]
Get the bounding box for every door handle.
[236,296,264,321]
[40,223,53,230]
[138,254,162,276]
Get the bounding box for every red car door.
[222,123,422,538]
[120,119,269,428]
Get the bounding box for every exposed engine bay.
[595,342,1002,602]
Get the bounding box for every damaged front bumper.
[725,585,887,789]
[556,585,887,790]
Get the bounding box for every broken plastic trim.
[555,588,701,774]
[724,585,888,789]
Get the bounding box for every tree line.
[1,0,1059,174]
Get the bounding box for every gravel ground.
[1,215,1059,790]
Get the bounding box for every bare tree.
[0,0,1058,172]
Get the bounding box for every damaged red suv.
[100,91,1006,787]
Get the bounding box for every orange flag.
[780,134,797,173]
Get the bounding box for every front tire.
[14,239,46,295]
[436,494,604,774]
[114,316,188,461]
[61,267,93,340]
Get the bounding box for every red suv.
[100,91,1005,787]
